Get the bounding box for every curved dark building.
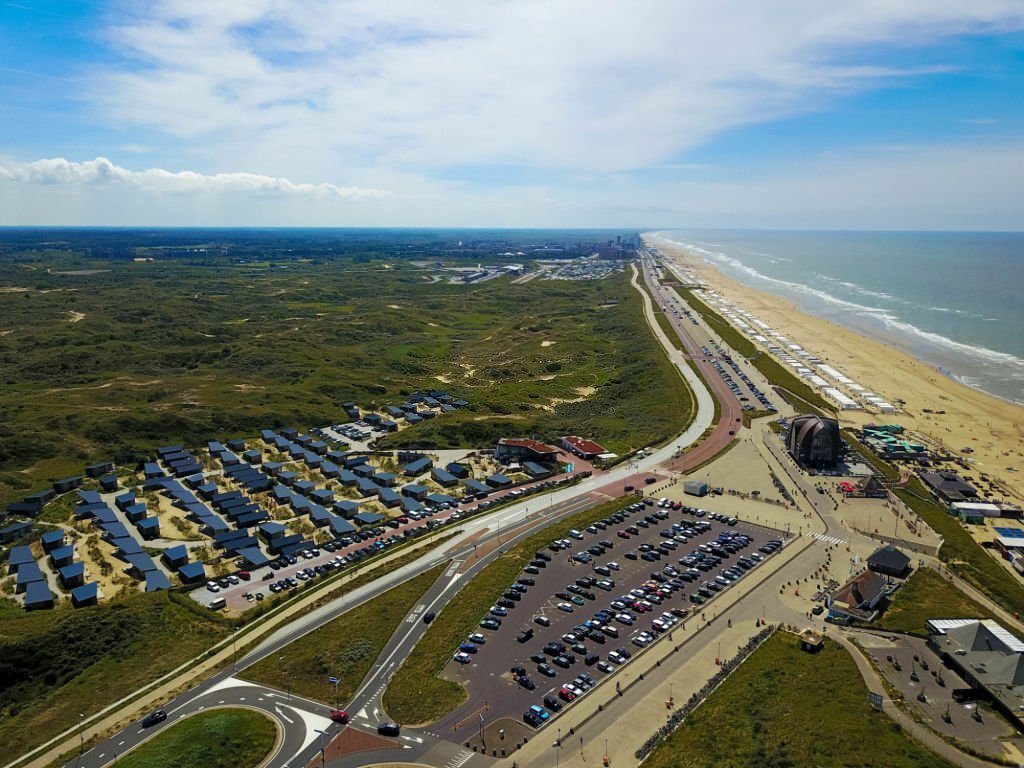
[786,414,841,468]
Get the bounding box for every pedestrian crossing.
[445,749,474,768]
[805,532,846,545]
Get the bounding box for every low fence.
[634,624,777,761]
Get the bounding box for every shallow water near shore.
[654,229,1024,405]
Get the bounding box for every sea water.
[654,230,1024,405]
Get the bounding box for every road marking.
[356,707,368,719]
[117,741,124,747]
[401,735,424,744]
[275,706,295,725]
[445,749,474,768]
[805,532,846,545]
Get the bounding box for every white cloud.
[88,1,1024,178]
[0,156,383,198]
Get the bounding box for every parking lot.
[433,497,785,737]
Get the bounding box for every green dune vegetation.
[0,248,691,508]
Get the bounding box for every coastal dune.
[645,232,1024,501]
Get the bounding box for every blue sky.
[2,1,1024,228]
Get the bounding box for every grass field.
[642,632,955,768]
[874,568,996,635]
[0,591,230,758]
[241,562,447,704]
[894,478,1024,619]
[383,497,636,724]
[112,708,276,768]
[0,252,690,507]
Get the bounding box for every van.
[601,625,619,638]
[208,597,226,611]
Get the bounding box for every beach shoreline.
[643,231,1024,501]
[651,230,1024,407]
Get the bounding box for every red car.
[558,686,577,702]
[330,709,349,723]
[617,530,631,539]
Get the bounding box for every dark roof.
[24,580,54,607]
[354,512,385,524]
[71,582,99,604]
[40,529,65,545]
[124,552,157,573]
[920,471,977,502]
[868,544,911,572]
[16,561,44,585]
[177,561,206,579]
[328,516,357,535]
[163,544,189,562]
[145,571,172,592]
[50,544,75,562]
[236,546,271,567]
[403,457,432,474]
[59,561,85,581]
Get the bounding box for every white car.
[557,602,575,613]
[453,652,472,664]
[606,562,620,571]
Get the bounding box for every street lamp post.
[314,728,327,768]
[232,627,239,671]
[76,712,85,768]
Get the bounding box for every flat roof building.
[496,438,559,464]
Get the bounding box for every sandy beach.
[645,232,1024,501]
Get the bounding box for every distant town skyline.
[2,1,1024,229]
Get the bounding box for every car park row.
[444,497,784,729]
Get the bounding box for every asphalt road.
[638,254,745,475]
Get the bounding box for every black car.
[423,611,436,624]
[377,722,401,736]
[543,694,563,712]
[518,675,536,690]
[141,709,167,728]
[537,663,556,677]
[530,652,547,664]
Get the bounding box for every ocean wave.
[676,241,898,318]
[866,311,1024,373]
[655,231,1024,391]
